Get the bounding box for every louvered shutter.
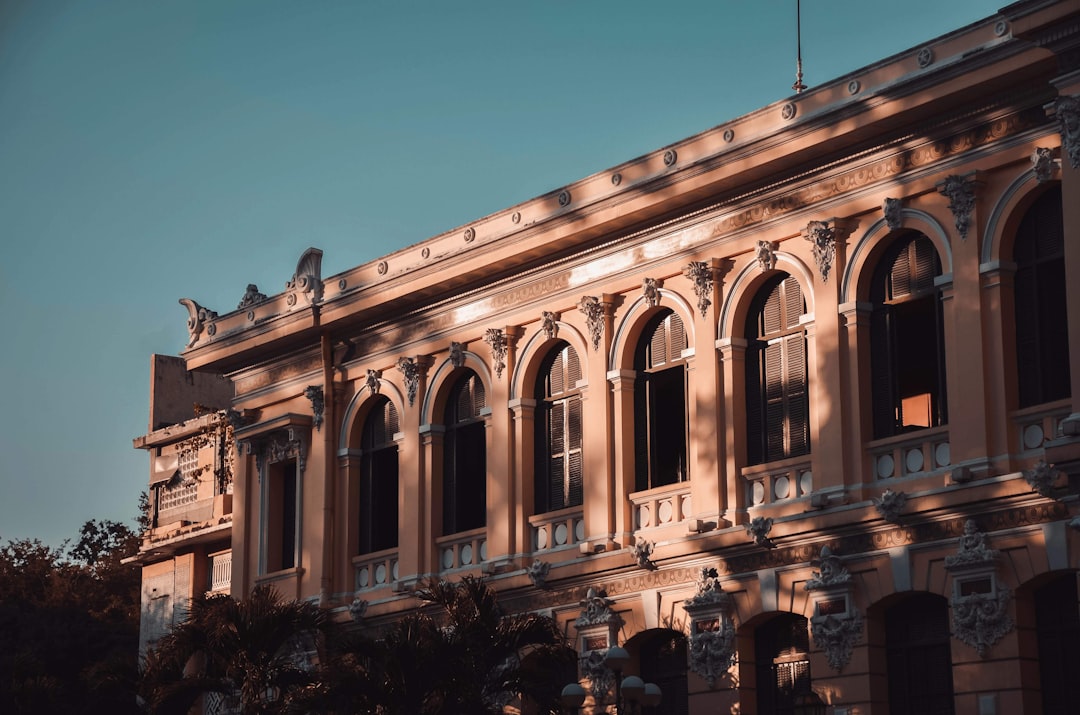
[871,306,896,438]
[785,334,810,457]
[764,340,786,461]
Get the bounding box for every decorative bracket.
[642,277,662,308]
[303,385,324,432]
[937,174,980,241]
[579,296,605,352]
[873,489,907,523]
[883,198,903,230]
[574,587,623,699]
[630,539,656,570]
[684,261,713,317]
[540,311,559,340]
[805,546,862,671]
[945,520,1013,657]
[365,369,382,395]
[1051,94,1080,170]
[1024,459,1066,498]
[484,329,508,379]
[526,558,551,589]
[745,516,776,548]
[755,241,778,273]
[682,567,737,688]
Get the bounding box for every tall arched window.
[745,274,809,465]
[1034,572,1080,714]
[1014,186,1069,408]
[443,371,486,535]
[885,593,954,715]
[535,343,583,514]
[755,613,811,715]
[634,309,689,491]
[358,397,399,555]
[639,631,689,715]
[870,233,948,438]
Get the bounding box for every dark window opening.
[634,310,689,492]
[535,343,584,514]
[755,614,811,715]
[359,397,399,554]
[885,593,954,715]
[640,631,689,715]
[1035,573,1080,714]
[443,371,487,535]
[266,457,297,572]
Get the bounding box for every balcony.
[742,455,813,507]
[353,548,399,591]
[868,426,950,480]
[435,528,487,572]
[631,481,692,535]
[529,507,585,553]
[207,550,231,595]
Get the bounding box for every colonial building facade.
[135,1,1080,712]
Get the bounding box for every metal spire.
[793,0,807,94]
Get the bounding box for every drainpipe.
[320,332,335,607]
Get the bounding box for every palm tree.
[140,585,326,715]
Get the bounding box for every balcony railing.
[208,550,231,594]
[435,528,487,572]
[742,455,813,507]
[353,548,399,591]
[631,481,692,532]
[868,426,950,480]
[1011,399,1071,455]
[529,507,585,552]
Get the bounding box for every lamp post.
[561,646,663,714]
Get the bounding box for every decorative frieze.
[237,283,268,310]
[179,298,218,347]
[755,240,777,273]
[1053,94,1080,169]
[938,174,977,241]
[579,296,604,352]
[945,520,1013,657]
[804,221,837,283]
[484,329,507,379]
[541,311,559,340]
[684,261,713,317]
[683,567,737,688]
[303,385,324,432]
[642,278,661,308]
[883,197,903,230]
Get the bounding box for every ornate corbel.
[396,357,421,406]
[179,298,219,347]
[574,588,623,698]
[303,386,324,431]
[1024,459,1066,498]
[938,174,979,241]
[873,489,907,523]
[642,277,662,308]
[365,369,382,395]
[945,520,1013,657]
[526,559,551,588]
[540,311,559,340]
[805,546,862,671]
[483,329,507,379]
[579,296,605,352]
[883,198,904,230]
[682,567,737,688]
[745,516,776,548]
[349,596,368,622]
[755,241,778,273]
[684,261,713,317]
[449,341,466,368]
[630,539,656,570]
[237,284,268,310]
[285,247,324,307]
[804,221,836,283]
[1051,95,1080,169]
[1032,147,1058,183]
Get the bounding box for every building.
[135,1,1080,712]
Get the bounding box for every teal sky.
[0,0,1001,547]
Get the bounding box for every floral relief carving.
[179,298,219,347]
[755,240,777,273]
[526,559,550,589]
[804,221,836,283]
[811,611,863,671]
[575,587,622,699]
[396,357,420,407]
[945,520,1013,657]
[237,283,268,310]
[642,278,661,308]
[938,174,977,240]
[883,197,903,230]
[745,516,776,549]
[540,311,559,340]
[630,539,656,570]
[1024,459,1064,498]
[684,261,713,317]
[484,329,507,379]
[1054,94,1080,169]
[683,567,737,687]
[579,296,604,352]
[874,489,907,523]
[303,385,324,432]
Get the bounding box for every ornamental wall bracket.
[745,516,776,549]
[1051,94,1080,169]
[540,311,560,340]
[755,240,778,273]
[873,489,907,523]
[642,277,662,308]
[449,341,466,368]
[937,174,979,241]
[805,546,862,671]
[883,197,904,230]
[579,296,605,352]
[365,369,382,395]
[179,298,219,347]
[574,587,623,699]
[684,261,714,317]
[804,221,837,283]
[945,520,1013,657]
[1032,146,1058,183]
[1024,459,1066,498]
[285,247,324,307]
[237,283,268,310]
[630,539,656,570]
[348,596,368,622]
[303,386,324,431]
[683,567,737,688]
[395,357,425,407]
[526,559,551,589]
[483,329,508,379]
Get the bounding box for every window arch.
[535,342,583,514]
[754,613,812,715]
[443,370,487,535]
[870,233,948,438]
[358,396,399,555]
[1014,185,1069,408]
[745,273,810,465]
[634,309,689,491]
[885,593,954,715]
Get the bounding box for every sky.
[0,0,1003,548]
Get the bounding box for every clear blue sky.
[0,0,1001,547]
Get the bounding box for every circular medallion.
[463,227,475,242]
[917,47,933,68]
[663,149,677,166]
[558,190,571,207]
[377,261,388,275]
[781,102,797,120]
[723,128,734,142]
[511,211,521,224]
[338,278,347,290]
[848,80,860,95]
[611,173,622,186]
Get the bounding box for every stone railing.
[631,481,692,532]
[742,455,813,507]
[868,426,951,480]
[208,549,231,594]
[353,548,399,591]
[529,507,585,552]
[1011,399,1070,455]
[435,528,487,571]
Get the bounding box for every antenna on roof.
[793,0,807,94]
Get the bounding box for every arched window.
[755,613,811,715]
[443,371,486,535]
[634,310,689,491]
[639,631,689,715]
[535,343,583,514]
[870,233,948,438]
[358,396,399,554]
[745,274,809,465]
[1014,186,1069,408]
[1034,572,1080,714]
[885,593,954,715]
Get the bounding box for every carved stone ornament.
[303,385,325,432]
[745,516,776,549]
[945,520,1013,657]
[874,489,907,523]
[397,357,420,407]
[574,587,623,699]
[576,587,618,627]
[526,559,550,589]
[1032,147,1057,183]
[349,596,368,622]
[449,341,466,368]
[755,240,778,273]
[684,261,713,317]
[642,277,661,308]
[250,428,307,475]
[938,174,977,240]
[804,221,836,283]
[179,298,219,347]
[683,567,737,688]
[237,283,268,310]
[579,296,605,352]
[484,328,507,379]
[540,311,559,340]
[285,247,324,306]
[1054,94,1080,170]
[883,197,903,230]
[811,611,864,671]
[804,546,851,591]
[630,539,656,570]
[1024,459,1065,498]
[365,369,382,395]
